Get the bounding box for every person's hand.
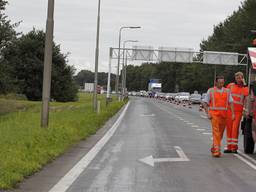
[242,78,246,86]
[207,113,212,120]
[232,113,235,121]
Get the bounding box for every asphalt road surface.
[13,97,256,192]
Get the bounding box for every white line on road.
[192,125,199,128]
[237,150,256,165]
[196,129,206,131]
[187,123,194,125]
[202,132,212,135]
[140,114,155,117]
[48,102,130,192]
[234,154,256,171]
[200,115,208,119]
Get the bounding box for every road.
[44,97,256,192]
[13,97,256,192]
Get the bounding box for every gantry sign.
[107,46,248,100]
[110,46,248,66]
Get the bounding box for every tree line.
[75,0,256,94]
[125,0,256,93]
[0,0,78,101]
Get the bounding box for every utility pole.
[93,0,101,112]
[41,0,55,128]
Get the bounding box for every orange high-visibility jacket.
[227,83,249,112]
[209,87,230,118]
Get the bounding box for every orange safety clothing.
[208,87,230,118]
[208,87,231,156]
[227,83,249,112]
[226,83,249,151]
[211,115,226,157]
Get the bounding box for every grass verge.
[0,93,127,189]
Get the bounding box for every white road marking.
[140,114,155,117]
[139,146,190,167]
[48,102,130,192]
[192,125,199,128]
[234,154,256,171]
[202,132,212,135]
[187,123,194,125]
[196,129,206,131]
[237,150,256,165]
[200,115,208,119]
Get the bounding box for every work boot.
[231,150,238,154]
[224,149,233,153]
[212,152,221,158]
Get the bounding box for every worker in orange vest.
[224,72,249,153]
[203,76,235,157]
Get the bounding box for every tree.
[3,29,78,101]
[74,70,116,90]
[0,0,18,94]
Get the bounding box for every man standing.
[224,72,249,153]
[203,76,235,157]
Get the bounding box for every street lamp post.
[115,26,141,96]
[106,48,113,104]
[121,40,138,100]
[93,0,101,112]
[41,0,55,128]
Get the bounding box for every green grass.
[0,93,127,189]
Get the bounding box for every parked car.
[175,92,190,102]
[189,93,202,104]
[201,93,207,102]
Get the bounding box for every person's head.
[215,75,225,88]
[235,72,245,85]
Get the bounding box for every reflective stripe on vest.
[209,88,229,111]
[230,84,245,106]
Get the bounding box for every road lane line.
[48,102,130,192]
[196,129,206,131]
[234,154,256,171]
[237,150,256,165]
[202,132,212,135]
[192,125,199,128]
[200,115,208,119]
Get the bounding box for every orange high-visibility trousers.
[211,115,226,155]
[226,110,242,150]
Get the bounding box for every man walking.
[203,76,235,157]
[224,72,249,153]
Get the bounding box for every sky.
[6,0,244,73]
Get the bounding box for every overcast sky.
[6,0,244,73]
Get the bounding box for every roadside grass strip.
[0,93,127,189]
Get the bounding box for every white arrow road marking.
[139,146,190,167]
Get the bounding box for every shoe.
[212,153,221,158]
[224,149,233,153]
[231,150,238,154]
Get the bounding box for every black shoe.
[224,149,233,153]
[232,150,238,154]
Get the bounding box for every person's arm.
[202,90,212,119]
[229,92,235,120]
